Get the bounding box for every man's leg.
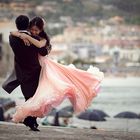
[20,81,39,131]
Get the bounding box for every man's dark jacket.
[2,33,48,96]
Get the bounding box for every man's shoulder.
[9,34,18,40]
[9,35,23,46]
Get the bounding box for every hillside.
[28,0,140,24]
[1,0,140,24]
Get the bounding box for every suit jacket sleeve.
[2,69,20,94]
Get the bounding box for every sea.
[0,77,140,132]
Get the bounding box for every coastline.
[102,76,140,87]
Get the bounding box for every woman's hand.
[19,33,30,46]
[18,33,27,40]
[22,38,30,46]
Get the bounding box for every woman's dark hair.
[29,16,52,54]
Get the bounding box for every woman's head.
[29,16,44,36]
[29,16,52,54]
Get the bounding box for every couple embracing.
[2,15,104,132]
[2,15,51,131]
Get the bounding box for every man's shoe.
[23,119,40,131]
[34,120,39,128]
[30,126,40,131]
[34,122,39,128]
[23,120,29,127]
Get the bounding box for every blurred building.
[0,0,35,20]
[70,43,102,60]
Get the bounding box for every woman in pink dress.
[11,17,104,123]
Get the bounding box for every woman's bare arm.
[10,31,47,48]
[22,34,47,48]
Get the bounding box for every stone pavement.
[0,122,140,140]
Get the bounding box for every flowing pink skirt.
[12,56,104,123]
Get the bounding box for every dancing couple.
[2,15,104,131]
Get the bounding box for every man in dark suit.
[2,15,48,131]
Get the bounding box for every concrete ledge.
[0,122,140,140]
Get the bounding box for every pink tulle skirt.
[12,56,104,123]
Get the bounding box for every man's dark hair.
[15,15,29,30]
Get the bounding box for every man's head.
[15,15,29,30]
